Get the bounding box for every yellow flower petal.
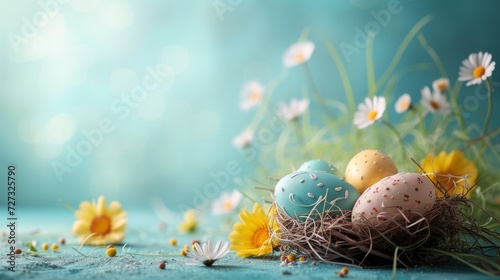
[112,211,127,220]
[87,237,106,246]
[75,209,93,221]
[107,232,125,243]
[96,196,106,216]
[72,220,90,235]
[229,202,278,258]
[420,150,478,197]
[107,201,122,216]
[78,201,96,217]
[72,196,127,246]
[112,218,127,232]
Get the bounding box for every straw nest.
[273,195,500,273]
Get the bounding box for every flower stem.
[483,78,493,136]
[381,119,406,157]
[318,31,356,114]
[450,80,466,133]
[302,63,335,119]
[292,120,306,159]
[248,68,289,132]
[400,108,428,139]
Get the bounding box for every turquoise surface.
[0,209,497,280]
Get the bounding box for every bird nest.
[272,194,500,273]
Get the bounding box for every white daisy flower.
[283,41,315,67]
[432,78,450,93]
[186,239,230,267]
[353,96,386,129]
[232,130,253,149]
[420,86,450,114]
[278,98,310,121]
[394,93,412,114]
[211,190,243,215]
[240,81,264,111]
[458,52,495,86]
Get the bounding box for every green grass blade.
[376,15,433,90]
[366,32,377,97]
[317,31,356,114]
[417,33,448,78]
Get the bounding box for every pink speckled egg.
[351,172,435,225]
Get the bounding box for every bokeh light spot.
[45,113,76,145]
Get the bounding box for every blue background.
[0,0,499,211]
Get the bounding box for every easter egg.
[274,170,360,221]
[345,150,398,194]
[351,172,436,225]
[298,159,335,174]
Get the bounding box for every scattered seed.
[312,261,317,266]
[158,261,166,269]
[59,237,66,245]
[106,247,117,257]
[280,254,287,262]
[14,248,22,254]
[51,243,59,251]
[169,238,177,246]
[337,271,345,278]
[180,249,187,256]
[287,253,296,262]
[42,243,49,251]
[341,267,349,275]
[107,244,114,249]
[298,256,306,262]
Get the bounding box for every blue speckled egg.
[298,159,336,174]
[274,170,360,221]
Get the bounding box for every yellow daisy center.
[249,91,260,102]
[223,201,233,210]
[252,227,269,247]
[430,100,440,110]
[472,66,485,78]
[366,110,378,121]
[399,100,410,111]
[437,82,447,91]
[90,216,111,235]
[295,53,304,62]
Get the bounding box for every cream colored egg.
[344,149,398,194]
[351,172,436,225]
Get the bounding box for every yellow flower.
[420,150,478,197]
[178,209,197,233]
[72,196,127,246]
[229,202,280,258]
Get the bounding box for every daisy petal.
[459,52,495,86]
